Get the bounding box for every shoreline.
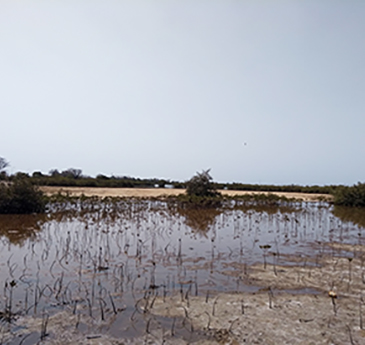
[39,186,332,202]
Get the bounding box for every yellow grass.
[40,186,332,202]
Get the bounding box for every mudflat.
[40,186,332,202]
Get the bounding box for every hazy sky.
[1,1,364,185]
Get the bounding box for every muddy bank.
[4,246,365,345]
[149,248,365,344]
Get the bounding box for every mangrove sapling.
[24,289,29,313]
[75,313,81,330]
[171,317,176,336]
[79,253,83,279]
[268,287,274,309]
[131,274,142,301]
[49,256,57,279]
[18,333,32,345]
[33,280,41,315]
[235,277,240,292]
[7,255,17,279]
[297,268,301,283]
[109,292,117,315]
[348,257,353,282]
[141,291,150,314]
[86,297,93,318]
[212,296,219,316]
[180,283,184,302]
[347,324,355,345]
[204,311,211,330]
[72,299,78,315]
[145,318,151,334]
[259,244,271,269]
[119,264,125,290]
[360,296,363,330]
[185,283,192,307]
[329,289,338,315]
[345,259,353,293]
[1,281,15,323]
[135,296,147,315]
[177,238,182,266]
[22,253,28,276]
[57,252,69,271]
[206,290,210,303]
[38,285,53,308]
[228,317,239,334]
[150,291,158,309]
[99,298,106,321]
[243,262,248,278]
[272,252,277,276]
[130,306,138,322]
[40,310,49,340]
[181,306,190,327]
[163,284,167,302]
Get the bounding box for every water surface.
[0,200,363,341]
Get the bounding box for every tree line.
[1,164,336,194]
[1,157,365,212]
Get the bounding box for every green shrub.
[333,183,365,207]
[186,170,220,198]
[0,179,45,214]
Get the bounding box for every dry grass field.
[40,186,332,202]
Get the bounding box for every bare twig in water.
[360,300,363,330]
[228,317,239,333]
[204,311,211,330]
[346,325,355,345]
[268,287,274,309]
[331,294,337,315]
[40,310,49,340]
[109,292,117,314]
[171,317,176,336]
[150,291,158,309]
[212,295,219,316]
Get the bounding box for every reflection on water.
[0,214,47,244]
[0,200,364,341]
[172,203,300,235]
[175,207,223,235]
[332,205,365,229]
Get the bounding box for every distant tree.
[14,172,30,180]
[49,169,60,177]
[61,168,83,179]
[32,171,44,178]
[0,157,9,172]
[186,169,220,197]
[96,174,109,180]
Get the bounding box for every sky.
[1,1,364,186]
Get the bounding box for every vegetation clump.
[186,169,220,198]
[176,170,222,208]
[333,182,365,207]
[0,178,45,214]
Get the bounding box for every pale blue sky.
[1,1,364,185]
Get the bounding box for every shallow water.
[0,200,364,342]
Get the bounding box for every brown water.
[0,200,364,343]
